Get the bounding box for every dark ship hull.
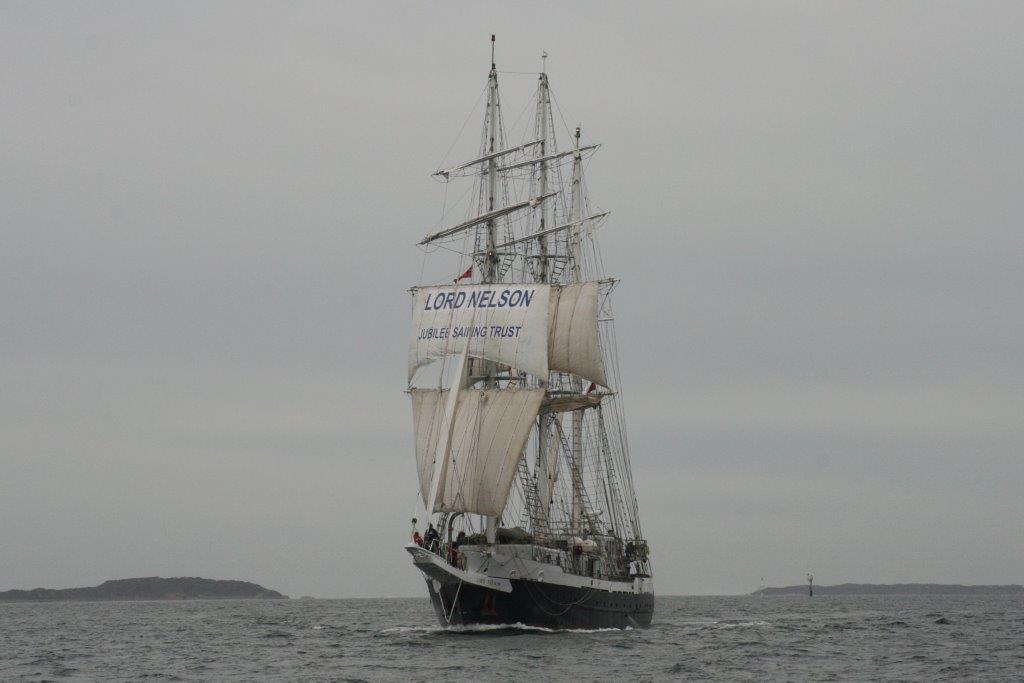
[424,576,654,630]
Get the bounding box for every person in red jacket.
[410,518,424,547]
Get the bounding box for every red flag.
[454,266,472,283]
[586,382,597,394]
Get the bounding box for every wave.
[697,620,771,630]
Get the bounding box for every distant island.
[0,577,288,602]
[752,583,1024,596]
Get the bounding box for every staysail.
[411,388,545,517]
[408,282,608,388]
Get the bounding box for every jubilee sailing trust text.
[417,324,522,341]
[422,288,536,311]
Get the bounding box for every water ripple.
[0,595,1021,680]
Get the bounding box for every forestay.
[411,388,545,517]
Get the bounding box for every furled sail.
[548,282,608,388]
[495,144,599,173]
[418,193,556,245]
[536,413,561,522]
[433,139,543,179]
[408,284,551,382]
[411,388,545,517]
[541,392,605,414]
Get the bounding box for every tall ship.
[406,38,653,629]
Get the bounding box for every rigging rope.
[435,83,488,172]
[445,579,464,625]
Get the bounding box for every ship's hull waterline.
[407,544,654,630]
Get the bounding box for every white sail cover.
[409,285,551,382]
[411,387,544,517]
[548,282,608,388]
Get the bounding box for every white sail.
[411,387,545,517]
[408,284,551,382]
[548,282,608,388]
[423,336,470,517]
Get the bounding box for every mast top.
[541,51,548,74]
[491,34,496,71]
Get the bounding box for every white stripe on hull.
[405,543,654,595]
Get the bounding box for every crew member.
[424,523,439,552]
[449,530,467,568]
[410,518,422,546]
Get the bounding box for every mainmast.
[569,126,584,278]
[536,53,551,284]
[569,125,585,538]
[534,54,554,535]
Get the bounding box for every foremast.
[483,35,499,285]
[481,35,499,544]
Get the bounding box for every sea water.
[1,595,1021,680]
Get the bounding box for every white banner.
[408,284,551,381]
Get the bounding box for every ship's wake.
[379,623,631,636]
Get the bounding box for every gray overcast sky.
[2,1,1021,597]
